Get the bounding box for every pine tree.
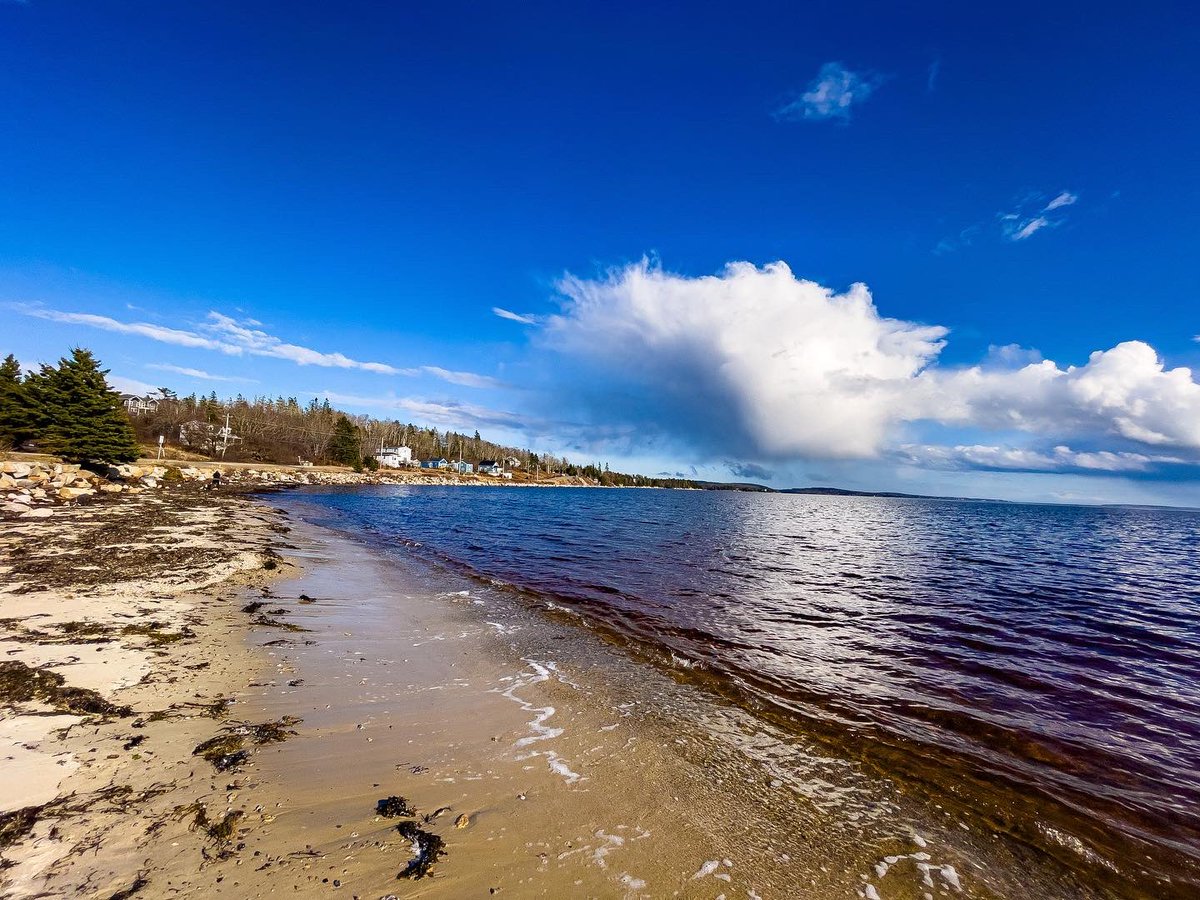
[33,349,141,464]
[328,415,361,466]
[0,354,35,449]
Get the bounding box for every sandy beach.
[2,487,1121,899]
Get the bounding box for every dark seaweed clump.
[0,660,131,717]
[192,733,249,771]
[192,716,301,771]
[241,601,266,614]
[376,796,415,818]
[396,820,446,879]
[0,806,40,849]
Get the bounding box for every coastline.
[1,486,1129,899]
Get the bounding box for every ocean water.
[279,485,1200,897]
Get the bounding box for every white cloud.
[1045,191,1078,210]
[914,341,1200,450]
[14,304,499,388]
[544,259,947,458]
[775,62,883,122]
[493,307,539,325]
[539,260,1200,470]
[147,363,256,383]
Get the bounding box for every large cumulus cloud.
[538,260,1200,472]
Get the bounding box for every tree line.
[1,349,697,487]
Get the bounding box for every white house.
[120,393,161,416]
[478,460,504,476]
[377,445,414,468]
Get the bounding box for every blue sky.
[4,1,1200,505]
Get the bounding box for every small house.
[478,460,504,476]
[452,460,474,474]
[377,445,414,468]
[421,457,450,470]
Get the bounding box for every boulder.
[139,477,158,489]
[3,500,31,514]
[99,484,123,493]
[0,462,31,477]
[58,486,95,501]
[0,474,15,489]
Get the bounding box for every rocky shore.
[1,457,601,521]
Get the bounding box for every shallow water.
[279,486,1200,897]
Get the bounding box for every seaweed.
[0,806,41,849]
[192,716,301,770]
[395,820,445,879]
[176,802,244,853]
[250,615,310,633]
[376,796,416,818]
[241,601,266,614]
[0,660,131,717]
[121,623,194,645]
[192,733,248,772]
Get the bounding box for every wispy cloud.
[926,59,941,92]
[317,391,525,431]
[146,363,257,383]
[493,307,539,325]
[1003,189,1079,242]
[899,444,1187,474]
[412,366,505,389]
[1045,191,1077,211]
[13,304,500,389]
[774,62,885,122]
[1010,215,1050,241]
[939,189,1081,252]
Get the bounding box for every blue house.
[452,460,474,474]
[421,457,450,469]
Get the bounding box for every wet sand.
[2,491,1115,898]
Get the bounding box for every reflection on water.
[285,486,1200,897]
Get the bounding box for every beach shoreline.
[1,486,1148,899]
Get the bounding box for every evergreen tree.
[0,354,35,449]
[329,415,361,466]
[32,349,141,464]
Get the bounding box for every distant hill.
[697,482,1008,502]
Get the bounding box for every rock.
[20,507,53,518]
[140,477,158,488]
[0,474,14,489]
[58,486,95,500]
[454,813,470,829]
[0,462,31,477]
[3,501,31,513]
[99,484,123,493]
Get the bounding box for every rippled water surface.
[286,486,1200,896]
